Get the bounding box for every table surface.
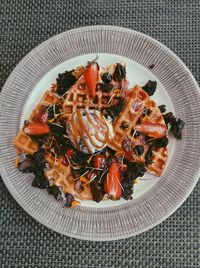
[0,0,199,267]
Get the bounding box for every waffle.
[112,86,168,175]
[44,150,93,199]
[45,152,70,174]
[13,130,38,154]
[41,90,60,106]
[113,86,149,142]
[62,77,123,119]
[147,147,168,176]
[72,66,85,79]
[109,86,149,161]
[45,168,73,191]
[141,99,166,125]
[29,91,60,121]
[141,99,168,176]
[45,167,93,200]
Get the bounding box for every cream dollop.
[66,109,113,154]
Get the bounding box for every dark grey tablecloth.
[0,0,199,267]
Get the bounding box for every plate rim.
[0,25,199,241]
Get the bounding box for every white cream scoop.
[66,109,113,154]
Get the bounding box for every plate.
[0,26,200,240]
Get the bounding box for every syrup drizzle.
[68,110,111,153]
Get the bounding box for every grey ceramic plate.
[0,26,200,241]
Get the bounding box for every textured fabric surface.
[0,0,199,267]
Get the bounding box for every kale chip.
[56,71,77,96]
[142,80,157,96]
[164,112,185,139]
[113,63,126,82]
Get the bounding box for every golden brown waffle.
[44,151,93,199]
[14,91,60,154]
[112,86,168,175]
[72,66,85,79]
[13,130,38,154]
[137,91,168,175]
[45,168,73,191]
[29,91,60,121]
[62,79,122,118]
[141,99,166,125]
[147,147,168,176]
[45,152,70,174]
[113,86,149,143]
[41,91,60,106]
[29,104,44,121]
[45,168,93,200]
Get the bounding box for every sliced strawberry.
[24,122,50,136]
[131,99,143,112]
[38,110,48,123]
[93,154,105,169]
[65,148,75,158]
[63,148,76,165]
[104,160,122,200]
[35,110,48,123]
[85,62,98,98]
[135,123,167,138]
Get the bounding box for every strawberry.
[38,111,48,123]
[135,123,167,138]
[85,62,98,98]
[63,148,76,165]
[31,108,48,123]
[65,148,75,158]
[104,160,122,200]
[93,154,105,169]
[24,122,50,136]
[35,110,48,123]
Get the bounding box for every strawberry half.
[135,123,167,138]
[104,160,122,200]
[33,109,48,123]
[65,148,75,158]
[85,62,98,98]
[24,122,50,136]
[93,154,105,169]
[36,110,48,123]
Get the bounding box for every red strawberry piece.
[135,123,167,138]
[104,160,122,200]
[65,148,75,158]
[93,154,105,169]
[121,136,144,161]
[85,62,98,98]
[36,110,48,123]
[31,108,48,123]
[131,99,143,112]
[63,148,76,165]
[24,122,50,136]
[121,137,135,161]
